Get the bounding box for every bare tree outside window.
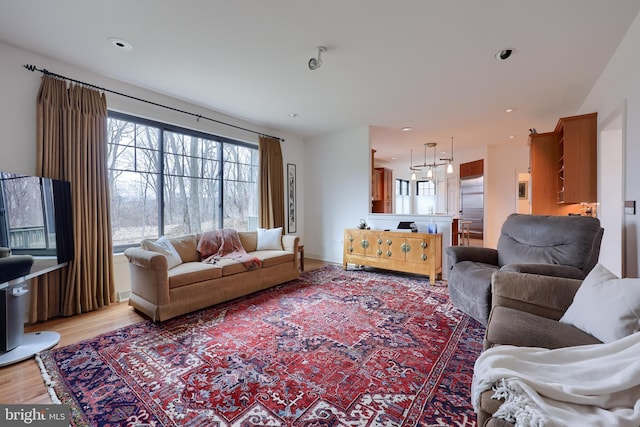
[108,118,160,246]
[107,112,258,250]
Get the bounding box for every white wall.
[579,11,640,276]
[0,40,305,295]
[304,127,370,263]
[485,144,530,248]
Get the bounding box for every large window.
[395,179,410,214]
[107,112,258,249]
[415,180,437,214]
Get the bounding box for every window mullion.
[159,131,165,236]
[217,142,224,229]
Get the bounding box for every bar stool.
[458,221,471,246]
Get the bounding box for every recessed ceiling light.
[289,113,298,118]
[505,108,516,113]
[509,135,515,139]
[495,48,513,60]
[401,127,413,132]
[108,37,133,51]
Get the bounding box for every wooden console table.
[343,229,442,284]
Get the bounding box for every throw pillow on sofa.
[256,227,283,250]
[142,236,182,269]
[560,263,640,343]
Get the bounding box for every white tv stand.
[0,258,67,367]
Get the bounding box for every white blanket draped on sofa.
[472,332,640,427]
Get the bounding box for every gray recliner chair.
[446,214,603,326]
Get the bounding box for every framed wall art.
[518,181,528,200]
[287,163,297,233]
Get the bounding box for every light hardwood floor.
[0,258,330,404]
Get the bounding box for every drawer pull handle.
[349,246,353,252]
[387,239,392,245]
[377,249,382,256]
[421,254,427,261]
[386,250,392,257]
[361,240,370,249]
[421,242,427,249]
[401,243,411,253]
[377,238,383,244]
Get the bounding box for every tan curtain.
[258,136,285,229]
[29,75,114,322]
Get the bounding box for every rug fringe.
[35,353,62,404]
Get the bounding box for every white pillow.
[560,263,640,343]
[142,236,182,269]
[256,227,283,250]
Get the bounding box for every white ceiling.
[1,0,639,166]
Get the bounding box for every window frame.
[416,180,436,196]
[107,111,258,252]
[396,178,410,196]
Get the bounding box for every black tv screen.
[0,172,74,264]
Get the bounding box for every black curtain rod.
[23,64,284,142]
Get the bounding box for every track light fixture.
[308,46,327,70]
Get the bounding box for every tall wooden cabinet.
[372,167,393,213]
[530,113,597,215]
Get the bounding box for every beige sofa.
[124,231,300,321]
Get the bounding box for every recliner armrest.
[491,271,582,321]
[500,263,585,279]
[446,246,498,268]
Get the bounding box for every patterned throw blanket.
[197,229,262,270]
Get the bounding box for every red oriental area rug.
[38,265,484,426]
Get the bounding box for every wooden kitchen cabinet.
[372,167,393,213]
[530,112,597,215]
[557,113,597,204]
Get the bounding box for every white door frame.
[598,104,626,276]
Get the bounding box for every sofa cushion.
[142,236,182,269]
[256,227,283,250]
[254,250,293,268]
[168,262,223,289]
[238,231,258,252]
[211,258,249,276]
[560,263,640,343]
[487,306,601,349]
[168,234,200,262]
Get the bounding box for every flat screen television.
[0,172,74,264]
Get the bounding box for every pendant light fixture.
[409,149,418,180]
[444,137,454,174]
[410,138,455,179]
